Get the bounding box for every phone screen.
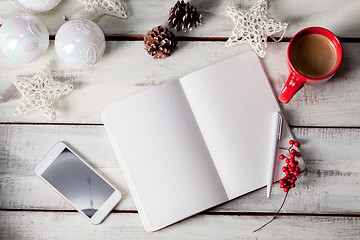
[41,148,115,218]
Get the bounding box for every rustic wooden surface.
[1,42,360,126]
[0,0,360,239]
[1,212,360,239]
[1,125,360,215]
[1,0,360,38]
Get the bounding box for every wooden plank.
[1,124,360,214]
[1,211,359,239]
[0,42,359,126]
[0,0,359,38]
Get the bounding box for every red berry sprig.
[278,140,301,193]
[254,139,301,233]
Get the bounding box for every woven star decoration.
[78,0,127,20]
[225,0,287,58]
[13,62,73,121]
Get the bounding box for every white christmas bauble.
[55,19,106,68]
[0,14,49,63]
[18,0,62,12]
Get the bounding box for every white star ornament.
[225,0,287,58]
[78,0,127,20]
[13,62,73,121]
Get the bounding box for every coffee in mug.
[279,27,342,104]
[290,33,337,78]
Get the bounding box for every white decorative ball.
[18,0,62,12]
[0,14,49,63]
[55,19,106,68]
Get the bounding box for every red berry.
[293,171,299,176]
[279,179,284,184]
[294,161,299,166]
[291,149,296,154]
[295,166,300,171]
[289,140,294,145]
[290,179,295,184]
[289,158,294,163]
[284,187,289,192]
[294,141,300,147]
[283,177,288,181]
[285,159,290,164]
[280,184,284,188]
[286,174,292,178]
[296,152,301,157]
[290,184,295,188]
[290,163,296,168]
[282,167,287,172]
[279,154,285,160]
[292,176,297,181]
[288,167,294,172]
[290,153,295,158]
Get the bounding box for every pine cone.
[168,0,202,32]
[144,26,177,60]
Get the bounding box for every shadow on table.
[333,43,359,82]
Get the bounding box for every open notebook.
[102,51,305,231]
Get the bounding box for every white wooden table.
[1,0,360,239]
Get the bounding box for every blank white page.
[180,51,301,199]
[102,80,227,231]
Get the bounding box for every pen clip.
[276,112,283,140]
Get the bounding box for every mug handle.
[279,72,305,103]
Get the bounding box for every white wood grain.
[0,0,359,38]
[1,124,360,214]
[0,42,359,126]
[0,1,358,238]
[1,211,359,239]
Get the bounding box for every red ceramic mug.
[279,27,342,103]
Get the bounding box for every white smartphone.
[35,142,122,224]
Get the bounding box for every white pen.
[266,112,283,198]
